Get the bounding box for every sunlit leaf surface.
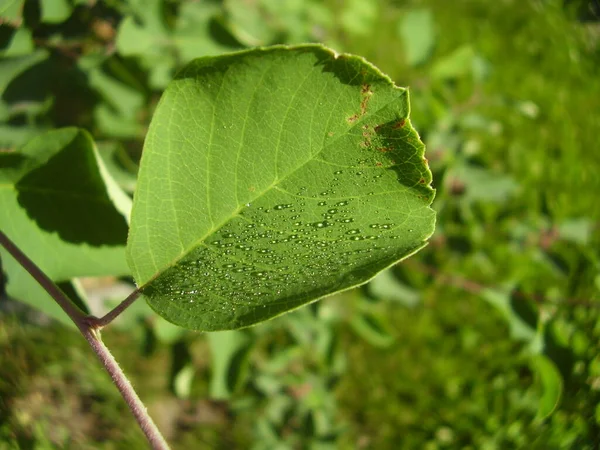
[127,45,435,331]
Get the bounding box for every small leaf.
[350,311,395,348]
[340,0,378,36]
[208,330,253,399]
[0,0,25,25]
[558,217,592,246]
[97,141,138,193]
[153,317,187,344]
[173,364,195,399]
[172,1,242,62]
[116,16,165,57]
[1,27,34,57]
[398,8,436,66]
[0,50,48,95]
[531,354,563,421]
[480,288,537,342]
[224,0,276,46]
[127,45,435,331]
[446,163,518,204]
[431,45,476,80]
[40,0,72,24]
[367,267,420,307]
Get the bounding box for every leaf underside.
[127,44,435,331]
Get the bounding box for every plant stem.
[0,230,170,450]
[0,230,87,323]
[95,288,142,329]
[83,326,170,450]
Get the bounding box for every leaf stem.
[95,288,142,329]
[0,230,170,450]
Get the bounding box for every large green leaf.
[0,128,131,323]
[127,44,435,331]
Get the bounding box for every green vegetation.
[1,0,599,448]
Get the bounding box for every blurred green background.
[1,0,599,448]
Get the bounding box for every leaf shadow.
[15,134,128,247]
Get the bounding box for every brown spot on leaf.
[360,84,373,116]
[393,119,406,129]
[347,114,359,123]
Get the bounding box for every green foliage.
[1,0,599,448]
[128,45,434,330]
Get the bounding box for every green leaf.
[0,128,131,323]
[40,0,72,24]
[153,316,187,344]
[0,50,48,95]
[173,363,195,399]
[0,0,25,25]
[367,267,420,307]
[480,288,537,342]
[208,330,253,399]
[398,8,435,66]
[446,163,519,204]
[223,0,275,46]
[531,354,563,421]
[431,45,476,80]
[116,16,167,58]
[172,1,242,62]
[558,217,592,246]
[340,0,378,37]
[86,67,146,138]
[127,44,435,331]
[1,27,34,56]
[0,124,46,149]
[350,311,395,348]
[97,141,138,194]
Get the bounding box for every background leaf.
[399,8,436,66]
[127,44,435,331]
[208,330,253,399]
[531,354,563,421]
[0,128,131,323]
